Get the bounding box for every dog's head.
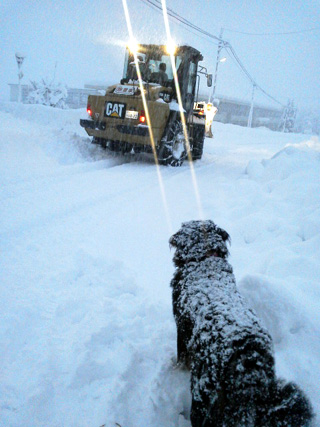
[169,220,230,267]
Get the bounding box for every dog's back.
[171,255,275,426]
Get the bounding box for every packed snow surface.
[0,103,319,426]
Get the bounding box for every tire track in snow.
[1,162,164,238]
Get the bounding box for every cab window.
[187,62,197,95]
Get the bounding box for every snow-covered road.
[1,103,319,426]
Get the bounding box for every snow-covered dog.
[169,220,313,427]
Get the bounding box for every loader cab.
[121,44,203,114]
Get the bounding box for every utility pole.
[15,52,26,103]
[209,28,224,104]
[247,83,256,128]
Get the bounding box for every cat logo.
[105,102,126,119]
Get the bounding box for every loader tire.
[159,120,187,167]
[92,137,107,148]
[191,125,205,160]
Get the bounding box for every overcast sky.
[1,0,319,109]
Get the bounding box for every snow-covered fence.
[169,220,313,427]
[8,84,102,109]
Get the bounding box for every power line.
[225,44,283,106]
[140,0,224,43]
[137,0,285,107]
[223,26,320,36]
[139,0,220,45]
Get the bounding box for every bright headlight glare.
[166,39,176,55]
[128,39,139,54]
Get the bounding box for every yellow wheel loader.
[80,44,212,166]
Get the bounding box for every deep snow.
[0,102,319,426]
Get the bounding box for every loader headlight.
[128,39,140,54]
[166,39,176,55]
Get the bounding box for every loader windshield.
[121,44,202,113]
[122,46,181,86]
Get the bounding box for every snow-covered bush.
[27,78,68,108]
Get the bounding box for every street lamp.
[209,29,227,104]
[208,56,227,105]
[15,52,26,103]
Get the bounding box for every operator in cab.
[150,62,168,86]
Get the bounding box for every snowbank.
[0,102,85,130]
[0,103,319,426]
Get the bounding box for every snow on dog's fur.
[169,220,313,427]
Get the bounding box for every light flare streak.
[122,0,173,233]
[161,0,204,220]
